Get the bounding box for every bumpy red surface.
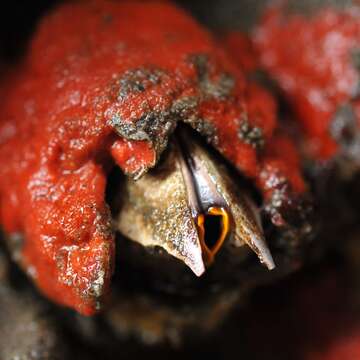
[254,4,360,160]
[223,31,305,202]
[0,0,305,314]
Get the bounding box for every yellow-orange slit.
[196,207,230,265]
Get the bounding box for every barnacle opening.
[196,207,230,265]
[174,125,274,270]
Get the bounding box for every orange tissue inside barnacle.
[196,207,230,265]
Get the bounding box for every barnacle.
[116,127,274,276]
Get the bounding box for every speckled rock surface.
[0,246,69,360]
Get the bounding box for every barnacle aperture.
[176,127,274,270]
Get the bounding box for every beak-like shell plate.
[116,146,206,276]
